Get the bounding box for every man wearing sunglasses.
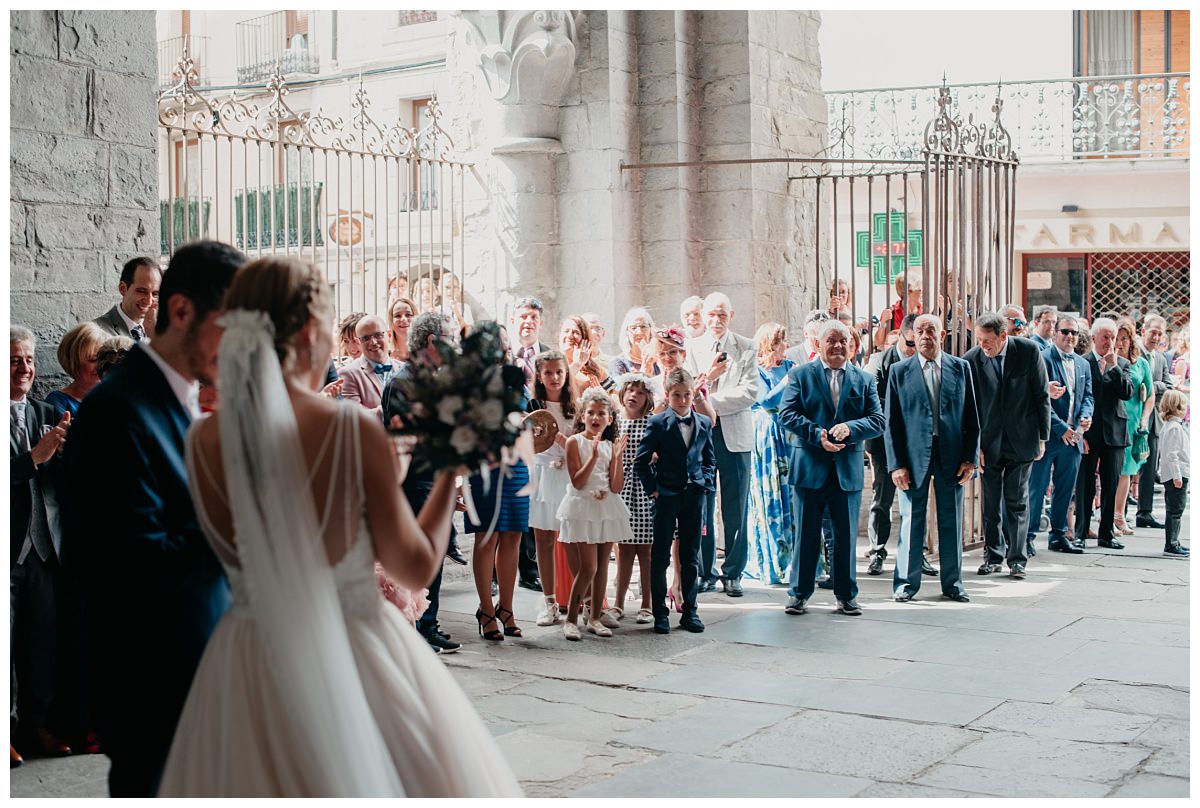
[1027,316,1093,554]
[1002,304,1030,339]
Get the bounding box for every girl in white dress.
[528,350,576,626]
[158,257,521,797]
[556,388,633,640]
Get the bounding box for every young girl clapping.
[556,389,633,639]
[528,351,576,627]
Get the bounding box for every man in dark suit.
[1026,316,1094,554]
[1135,314,1172,529]
[885,315,979,602]
[963,312,1051,579]
[509,296,549,592]
[63,241,244,796]
[636,367,717,634]
[778,321,885,616]
[1078,317,1136,549]
[92,257,161,342]
[10,327,73,767]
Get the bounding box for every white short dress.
[556,435,634,543]
[528,401,573,532]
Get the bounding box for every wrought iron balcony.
[158,35,208,90]
[397,11,438,26]
[825,73,1190,163]
[235,11,319,84]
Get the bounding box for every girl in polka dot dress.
[613,374,656,624]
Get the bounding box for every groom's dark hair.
[156,240,246,336]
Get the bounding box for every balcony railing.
[233,183,325,252]
[158,35,209,90]
[161,197,212,256]
[397,11,437,26]
[236,11,319,84]
[825,73,1190,163]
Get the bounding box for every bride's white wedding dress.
[157,311,521,797]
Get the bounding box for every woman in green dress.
[1114,319,1155,535]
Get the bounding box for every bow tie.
[372,363,393,376]
[677,415,694,427]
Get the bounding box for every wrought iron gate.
[157,51,472,323]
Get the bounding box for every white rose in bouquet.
[474,399,505,430]
[450,425,478,455]
[437,395,463,425]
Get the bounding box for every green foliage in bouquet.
[387,321,529,476]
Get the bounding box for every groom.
[63,240,245,796]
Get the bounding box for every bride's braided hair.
[223,256,331,368]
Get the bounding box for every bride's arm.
[360,414,455,590]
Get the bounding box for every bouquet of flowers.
[386,321,530,478]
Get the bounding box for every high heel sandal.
[495,605,523,638]
[475,608,504,642]
[669,590,683,614]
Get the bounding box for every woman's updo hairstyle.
[223,256,331,368]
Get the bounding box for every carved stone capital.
[458,10,579,139]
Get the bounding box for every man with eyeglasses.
[1026,316,1093,554]
[1030,306,1058,349]
[338,314,392,410]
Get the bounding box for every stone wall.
[10,10,159,394]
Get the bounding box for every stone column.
[10,10,160,394]
[453,10,579,323]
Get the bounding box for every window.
[411,98,439,211]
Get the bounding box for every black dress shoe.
[1137,516,1166,529]
[977,562,1002,575]
[1049,538,1083,554]
[784,596,807,615]
[726,578,744,597]
[1098,538,1126,550]
[817,576,835,590]
[867,554,885,576]
[1026,540,1037,558]
[679,614,705,633]
[518,576,543,592]
[446,540,468,566]
[942,591,970,602]
[921,556,938,576]
[425,632,461,654]
[894,590,915,602]
[1009,563,1026,579]
[653,615,671,634]
[698,579,718,594]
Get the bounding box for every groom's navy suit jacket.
[63,345,230,796]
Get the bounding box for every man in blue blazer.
[636,368,717,634]
[777,321,885,616]
[63,241,244,796]
[884,315,980,602]
[1026,316,1094,554]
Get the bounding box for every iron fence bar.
[848,175,856,352]
[620,156,925,171]
[832,175,839,313]
[921,157,930,314]
[814,176,822,304]
[866,175,874,337]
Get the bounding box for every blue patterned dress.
[745,360,795,585]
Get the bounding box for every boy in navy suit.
[636,368,717,635]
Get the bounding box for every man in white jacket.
[685,293,762,596]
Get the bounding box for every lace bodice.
[185,403,384,620]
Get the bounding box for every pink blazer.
[338,357,385,410]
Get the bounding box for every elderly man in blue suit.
[1027,314,1094,554]
[778,320,885,616]
[885,314,980,602]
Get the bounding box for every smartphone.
[717,351,728,363]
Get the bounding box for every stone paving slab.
[883,624,1090,670]
[1108,772,1190,797]
[611,700,792,757]
[1052,640,1191,687]
[1135,717,1190,750]
[664,641,911,681]
[1143,746,1190,779]
[916,762,1112,797]
[718,709,982,782]
[1052,616,1190,647]
[492,728,653,796]
[1057,681,1190,717]
[1022,593,1191,625]
[945,731,1150,782]
[700,608,945,657]
[969,700,1156,743]
[858,599,1082,637]
[876,659,1086,704]
[572,753,871,797]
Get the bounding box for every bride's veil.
[216,309,403,796]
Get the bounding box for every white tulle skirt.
[528,459,570,531]
[158,604,522,797]
[556,489,634,544]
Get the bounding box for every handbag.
[1131,427,1150,464]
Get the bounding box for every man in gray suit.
[10,326,73,764]
[684,292,761,597]
[1135,314,1171,529]
[93,257,161,342]
[885,314,979,602]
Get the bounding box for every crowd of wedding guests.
[11,253,1193,767]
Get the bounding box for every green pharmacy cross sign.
[856,212,923,285]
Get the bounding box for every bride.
[158,257,521,797]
